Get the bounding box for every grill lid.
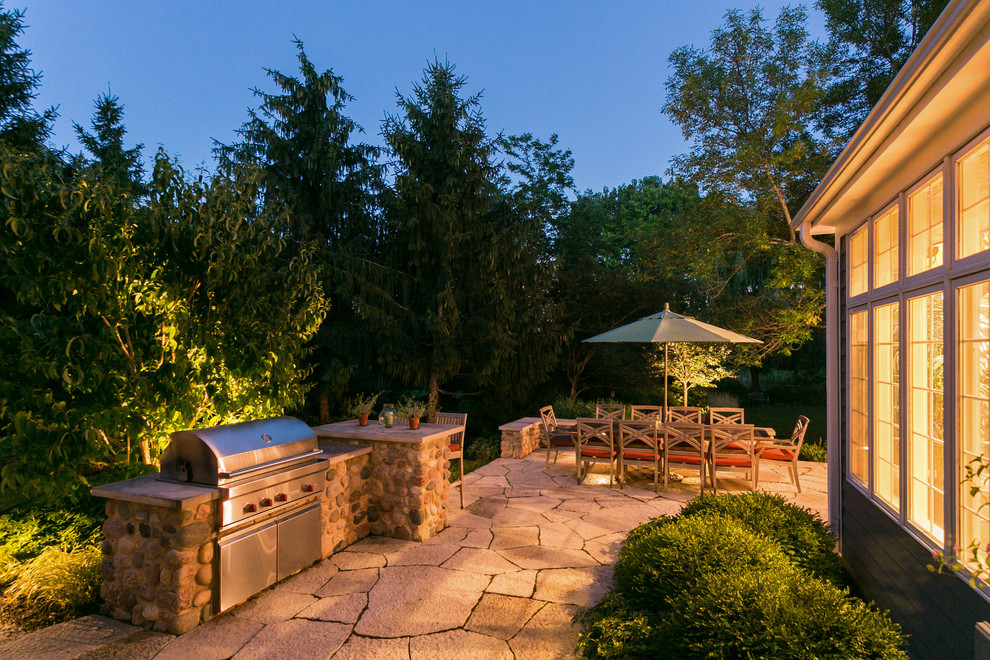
[160,416,318,485]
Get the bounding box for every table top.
[313,419,463,445]
[558,418,777,439]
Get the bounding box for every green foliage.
[0,147,326,504]
[653,343,733,406]
[396,395,426,420]
[679,492,844,585]
[0,546,101,625]
[0,508,102,562]
[72,91,145,197]
[0,2,55,150]
[580,504,907,659]
[464,433,500,463]
[801,441,828,462]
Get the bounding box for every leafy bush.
[550,396,599,419]
[0,546,101,626]
[0,508,103,563]
[678,492,844,586]
[465,433,501,462]
[579,496,906,659]
[801,441,828,462]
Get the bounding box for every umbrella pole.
[664,343,669,420]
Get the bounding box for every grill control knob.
[302,484,315,493]
[260,498,273,507]
[243,503,257,513]
[275,493,288,502]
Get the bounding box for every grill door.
[277,503,322,580]
[218,520,277,612]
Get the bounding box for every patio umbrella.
[582,303,761,416]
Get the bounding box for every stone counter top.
[319,442,372,462]
[313,420,460,445]
[498,417,575,431]
[91,473,220,509]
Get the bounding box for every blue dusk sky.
[19,1,822,193]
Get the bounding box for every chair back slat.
[617,419,659,454]
[664,422,706,450]
[576,417,614,448]
[709,407,745,425]
[790,415,810,448]
[666,407,703,423]
[595,403,626,420]
[630,405,663,420]
[435,411,467,448]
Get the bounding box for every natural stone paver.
[442,547,521,574]
[296,593,368,624]
[67,449,826,659]
[152,614,263,660]
[331,551,387,570]
[332,635,410,659]
[408,629,512,659]
[533,566,614,607]
[465,593,543,640]
[490,526,540,550]
[275,560,339,594]
[497,545,599,570]
[76,630,173,660]
[316,567,380,597]
[231,590,318,624]
[485,569,538,598]
[232,619,350,659]
[509,603,583,660]
[0,615,140,660]
[386,542,459,566]
[354,566,489,637]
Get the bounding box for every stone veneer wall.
[332,435,450,541]
[100,499,217,635]
[322,453,373,556]
[499,418,543,459]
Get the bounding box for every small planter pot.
[409,417,420,430]
[358,414,369,426]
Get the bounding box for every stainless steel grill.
[159,416,326,612]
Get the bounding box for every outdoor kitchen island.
[312,419,457,544]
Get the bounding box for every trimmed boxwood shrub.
[578,496,907,659]
[678,492,846,586]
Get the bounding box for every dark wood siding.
[843,482,990,659]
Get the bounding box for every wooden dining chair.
[709,407,745,425]
[595,403,626,420]
[436,411,467,507]
[575,417,617,486]
[707,423,755,493]
[663,422,707,492]
[617,419,661,492]
[540,405,577,472]
[666,406,703,423]
[630,405,663,421]
[754,415,810,492]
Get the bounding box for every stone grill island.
[93,418,459,635]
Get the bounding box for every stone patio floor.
[1,453,827,660]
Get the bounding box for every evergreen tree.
[215,39,381,420]
[0,2,55,151]
[376,59,551,420]
[73,91,145,197]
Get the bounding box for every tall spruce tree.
[73,92,145,197]
[215,40,381,420]
[0,2,55,151]
[376,59,549,420]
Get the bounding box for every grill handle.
[218,448,323,481]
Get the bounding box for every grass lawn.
[746,405,826,448]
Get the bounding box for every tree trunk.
[140,439,152,465]
[749,365,762,393]
[319,392,331,424]
[427,358,440,423]
[683,383,689,406]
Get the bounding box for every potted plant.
[349,392,381,426]
[397,396,427,429]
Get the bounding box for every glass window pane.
[875,302,900,509]
[959,139,990,259]
[850,310,869,486]
[849,230,868,297]
[908,174,943,275]
[907,292,944,542]
[874,208,899,288]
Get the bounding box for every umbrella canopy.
[582,303,761,415]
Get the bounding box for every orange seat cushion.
[622,451,657,461]
[449,444,461,452]
[713,456,752,467]
[760,448,795,461]
[580,448,616,459]
[667,453,703,465]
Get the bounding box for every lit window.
[874,302,899,509]
[849,228,868,297]
[959,137,990,259]
[850,310,869,486]
[874,207,899,288]
[958,281,990,570]
[907,292,944,542]
[908,174,943,275]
